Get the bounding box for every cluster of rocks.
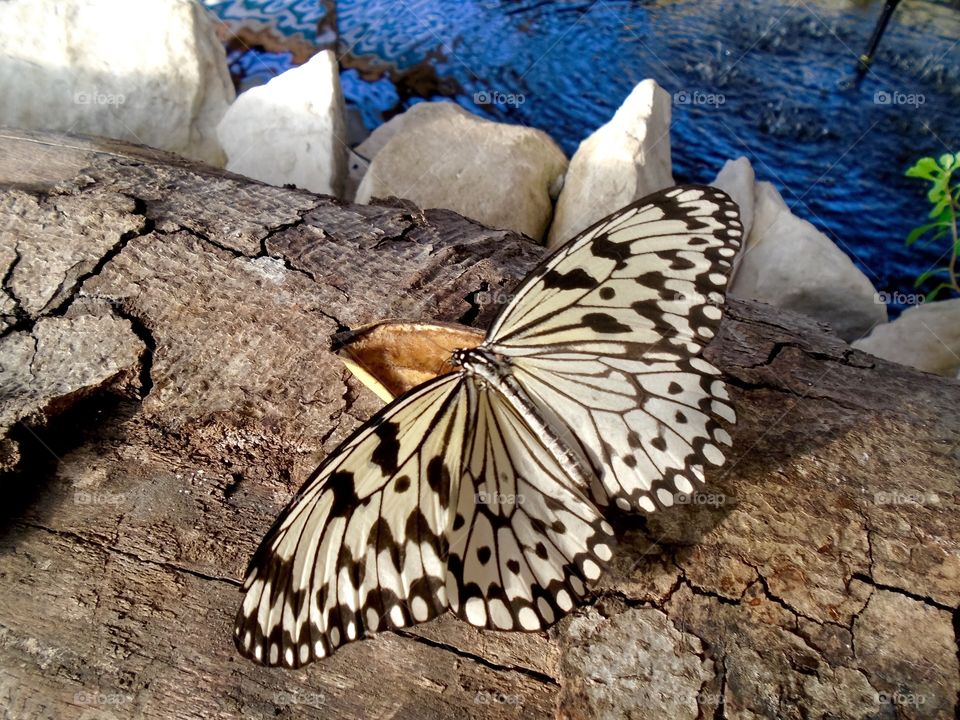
[1,0,956,377]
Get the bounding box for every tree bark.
[0,128,957,720]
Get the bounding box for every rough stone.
[217,50,348,197]
[354,102,567,243]
[547,79,674,248]
[853,589,958,719]
[0,0,234,166]
[730,181,888,341]
[558,608,713,720]
[0,310,144,470]
[852,298,960,376]
[712,156,756,248]
[0,189,145,316]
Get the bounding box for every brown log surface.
[0,128,957,720]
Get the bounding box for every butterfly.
[234,185,742,667]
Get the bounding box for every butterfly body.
[235,186,743,667]
[451,345,596,491]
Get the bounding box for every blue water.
[205,0,960,316]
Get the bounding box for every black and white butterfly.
[235,185,742,667]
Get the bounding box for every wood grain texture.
[0,129,957,720]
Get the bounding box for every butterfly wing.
[486,185,742,513]
[447,382,615,631]
[236,370,615,665]
[235,373,468,667]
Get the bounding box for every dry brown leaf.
[332,320,484,401]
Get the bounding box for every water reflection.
[204,0,960,314]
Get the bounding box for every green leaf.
[906,221,947,245]
[939,153,956,171]
[916,229,949,248]
[934,206,954,224]
[914,266,950,287]
[925,282,956,301]
[929,196,951,217]
[906,157,940,180]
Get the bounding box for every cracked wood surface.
[0,128,958,720]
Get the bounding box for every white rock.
[217,50,347,197]
[731,181,887,342]
[712,157,756,241]
[749,179,790,236]
[712,157,756,286]
[355,109,417,162]
[0,0,234,166]
[345,108,420,202]
[354,102,567,242]
[546,79,674,248]
[853,299,960,376]
[344,150,369,203]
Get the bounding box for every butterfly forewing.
[486,186,742,513]
[235,373,467,667]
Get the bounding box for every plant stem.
[950,188,960,296]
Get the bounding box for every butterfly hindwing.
[447,383,615,631]
[486,186,741,513]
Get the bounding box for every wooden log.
[0,128,957,720]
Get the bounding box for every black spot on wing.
[426,456,450,509]
[631,299,662,318]
[582,312,631,334]
[371,421,401,474]
[656,250,697,271]
[590,233,629,269]
[636,271,668,292]
[541,267,597,290]
[328,472,357,518]
[679,215,712,232]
